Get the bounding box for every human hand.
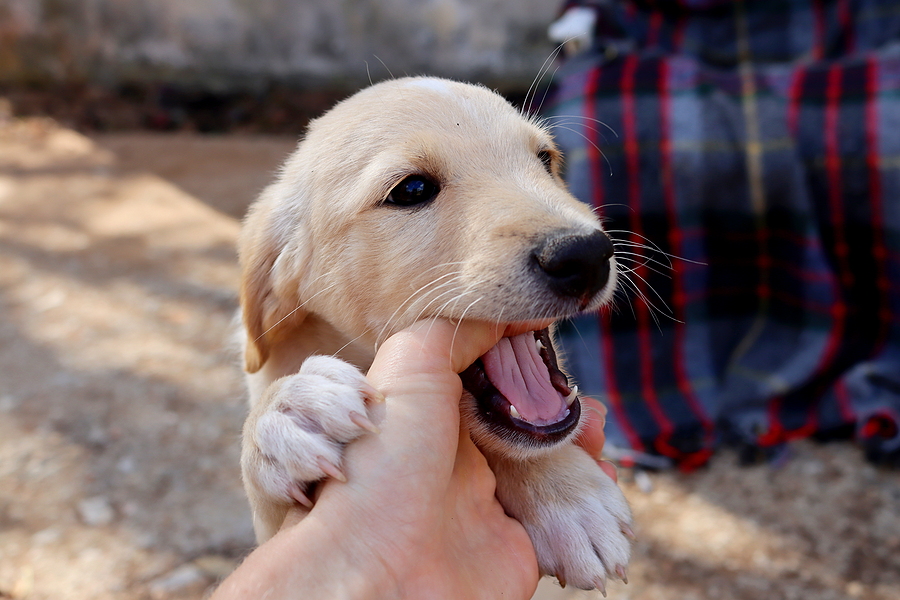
[214,318,617,600]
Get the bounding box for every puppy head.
[240,77,617,453]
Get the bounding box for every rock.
[76,496,115,526]
[192,554,237,579]
[31,527,62,546]
[148,565,205,599]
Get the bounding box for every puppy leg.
[488,444,633,592]
[241,355,381,541]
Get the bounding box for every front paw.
[492,445,634,593]
[242,355,382,510]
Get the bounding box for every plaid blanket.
[545,0,900,469]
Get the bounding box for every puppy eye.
[385,175,440,207]
[538,150,554,174]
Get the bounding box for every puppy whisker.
[417,261,468,279]
[523,43,566,116]
[430,285,479,322]
[376,271,465,345]
[398,276,470,328]
[449,296,485,362]
[336,328,379,357]
[530,65,562,117]
[545,124,613,176]
[540,114,618,137]
[616,269,681,328]
[612,242,675,270]
[615,272,653,324]
[417,286,481,349]
[606,229,706,266]
[613,251,675,278]
[255,279,341,342]
[615,262,672,280]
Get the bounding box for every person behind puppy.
[213,318,617,599]
[546,0,900,468]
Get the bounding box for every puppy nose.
[533,230,614,301]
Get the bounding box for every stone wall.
[0,0,563,90]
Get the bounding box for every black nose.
[533,230,614,301]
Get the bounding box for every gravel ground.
[0,117,898,600]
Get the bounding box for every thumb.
[363,319,501,451]
[370,318,556,379]
[362,318,549,461]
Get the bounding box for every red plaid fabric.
[546,0,900,469]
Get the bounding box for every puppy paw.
[242,355,382,509]
[492,445,634,593]
[532,467,633,593]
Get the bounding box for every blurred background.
[0,0,558,132]
[0,1,898,600]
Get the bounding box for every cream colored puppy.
[238,77,633,592]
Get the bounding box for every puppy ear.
[238,202,307,374]
[239,264,272,373]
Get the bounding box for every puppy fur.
[238,77,632,591]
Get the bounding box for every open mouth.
[460,328,580,446]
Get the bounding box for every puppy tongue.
[481,332,566,423]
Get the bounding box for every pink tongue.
[481,333,566,424]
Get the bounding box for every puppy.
[238,77,633,592]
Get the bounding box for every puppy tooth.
[565,385,579,407]
[615,565,629,584]
[535,338,545,352]
[349,411,380,434]
[317,457,347,483]
[621,522,637,541]
[509,405,522,420]
[289,486,314,508]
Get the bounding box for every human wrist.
[213,509,397,600]
[282,512,401,600]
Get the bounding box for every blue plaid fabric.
[546,0,900,469]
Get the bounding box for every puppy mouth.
[459,328,580,446]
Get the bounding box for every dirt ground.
[0,115,898,600]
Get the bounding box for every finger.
[443,318,558,373]
[599,460,618,483]
[350,318,554,488]
[352,319,497,481]
[574,396,607,459]
[365,318,554,440]
[370,318,556,382]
